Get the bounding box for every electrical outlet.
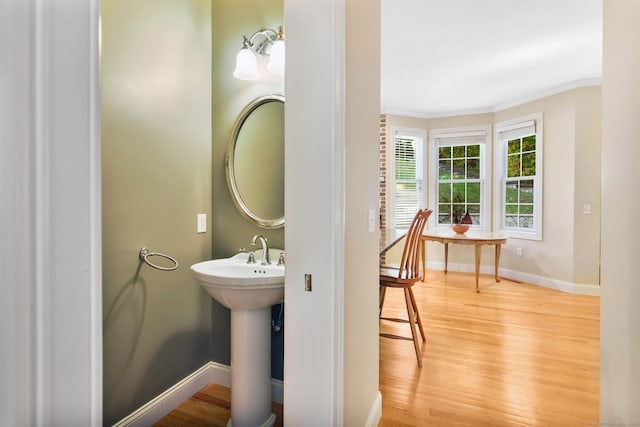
[582,204,592,215]
[516,247,523,257]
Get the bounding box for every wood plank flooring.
[156,270,599,426]
[154,383,282,426]
[379,270,599,426]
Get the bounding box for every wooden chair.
[379,209,432,367]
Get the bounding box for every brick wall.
[379,114,387,230]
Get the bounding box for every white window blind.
[433,128,489,228]
[497,119,536,141]
[434,130,487,147]
[394,135,424,228]
[494,114,543,240]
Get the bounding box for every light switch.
[368,208,376,233]
[582,204,592,215]
[197,213,207,233]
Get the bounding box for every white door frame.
[283,0,346,425]
[1,1,102,424]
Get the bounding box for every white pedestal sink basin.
[191,249,284,427]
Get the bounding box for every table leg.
[444,243,449,273]
[474,244,481,293]
[495,243,502,282]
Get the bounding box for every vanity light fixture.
[233,26,285,80]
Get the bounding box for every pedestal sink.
[191,249,284,427]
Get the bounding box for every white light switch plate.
[197,213,206,233]
[368,208,376,233]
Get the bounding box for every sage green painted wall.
[101,0,213,424]
[212,0,285,378]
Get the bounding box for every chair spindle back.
[397,209,432,280]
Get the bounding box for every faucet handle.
[239,248,257,264]
[277,252,285,266]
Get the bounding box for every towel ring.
[139,247,179,271]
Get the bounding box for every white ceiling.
[381,0,603,117]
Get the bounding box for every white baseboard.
[207,361,284,404]
[113,362,215,427]
[113,362,284,426]
[426,261,600,296]
[365,391,382,427]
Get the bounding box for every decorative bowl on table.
[451,224,470,235]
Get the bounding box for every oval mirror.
[226,95,285,229]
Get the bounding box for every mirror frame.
[225,94,285,229]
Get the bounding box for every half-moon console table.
[421,231,508,293]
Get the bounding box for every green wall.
[101,0,213,424]
[211,0,285,379]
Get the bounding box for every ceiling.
[380,0,603,118]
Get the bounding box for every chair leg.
[408,288,426,342]
[404,288,422,367]
[379,285,387,318]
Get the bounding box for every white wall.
[600,0,640,422]
[386,86,602,291]
[573,86,602,284]
[344,0,382,425]
[494,90,579,284]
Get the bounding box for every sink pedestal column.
[228,306,276,427]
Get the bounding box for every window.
[389,129,425,228]
[494,113,543,240]
[431,126,491,229]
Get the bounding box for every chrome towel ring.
[139,247,179,271]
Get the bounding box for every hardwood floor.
[154,383,283,426]
[379,270,599,426]
[156,270,599,426]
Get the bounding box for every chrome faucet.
[250,235,271,265]
[238,247,256,264]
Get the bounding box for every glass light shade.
[266,39,285,76]
[233,48,259,80]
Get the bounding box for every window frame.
[429,125,492,231]
[387,126,427,229]
[493,113,543,240]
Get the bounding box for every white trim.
[425,262,600,296]
[429,124,492,231]
[381,78,602,119]
[364,391,383,427]
[493,113,543,241]
[387,126,428,229]
[113,362,285,427]
[113,363,215,427]
[331,1,346,426]
[1,2,38,424]
[209,361,231,386]
[22,0,103,424]
[89,0,104,420]
[34,2,52,422]
[207,362,284,405]
[494,78,602,113]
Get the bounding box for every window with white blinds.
[392,132,424,228]
[431,126,491,230]
[494,113,543,240]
